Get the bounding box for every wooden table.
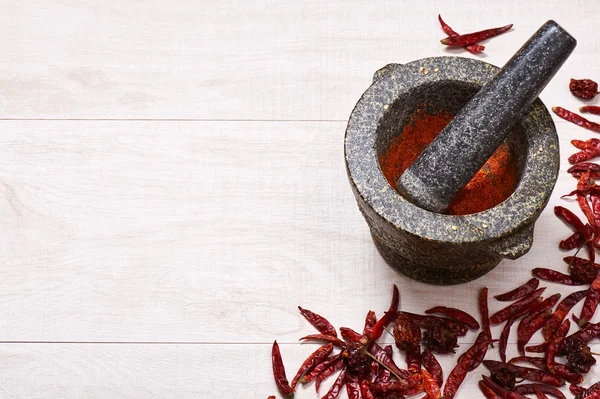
[0,1,598,397]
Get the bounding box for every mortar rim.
[344,56,559,245]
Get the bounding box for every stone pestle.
[397,20,577,213]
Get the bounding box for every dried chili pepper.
[340,327,363,343]
[568,162,600,177]
[553,107,600,133]
[495,278,540,301]
[271,341,294,397]
[517,308,553,354]
[424,306,480,329]
[443,337,491,398]
[300,353,342,385]
[499,297,541,362]
[532,268,584,285]
[479,380,500,399]
[393,312,422,352]
[291,343,333,389]
[366,285,399,341]
[543,289,588,340]
[421,349,443,387]
[421,369,441,399]
[360,380,375,399]
[490,287,545,324]
[581,105,600,115]
[300,334,344,347]
[481,287,491,337]
[422,321,459,354]
[438,14,485,54]
[345,374,361,399]
[440,24,513,46]
[513,383,566,399]
[564,339,596,373]
[575,381,600,399]
[298,306,338,338]
[565,256,600,284]
[363,310,377,335]
[560,231,585,250]
[517,293,560,337]
[401,312,468,336]
[370,379,412,394]
[481,375,528,399]
[571,384,586,396]
[267,396,275,399]
[579,273,600,325]
[483,360,564,387]
[315,356,344,392]
[568,139,600,164]
[563,322,600,348]
[554,206,595,264]
[570,78,599,100]
[321,368,346,399]
[534,385,550,399]
[405,346,421,374]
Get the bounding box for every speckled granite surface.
[345,56,560,285]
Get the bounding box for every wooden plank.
[0,342,597,398]
[0,120,595,342]
[0,1,598,120]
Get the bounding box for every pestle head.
[397,20,576,213]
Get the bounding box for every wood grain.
[0,0,597,120]
[0,343,596,398]
[0,120,595,343]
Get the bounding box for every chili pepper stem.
[591,351,600,356]
[363,350,404,382]
[569,237,594,269]
[382,326,395,339]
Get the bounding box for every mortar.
[344,57,560,285]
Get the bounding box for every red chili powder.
[379,109,518,215]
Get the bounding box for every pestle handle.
[397,21,576,213]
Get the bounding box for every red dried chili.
[379,110,518,215]
[422,349,443,387]
[339,327,363,343]
[443,337,491,398]
[513,384,566,399]
[300,353,342,385]
[579,274,600,326]
[271,341,294,397]
[345,374,361,399]
[543,289,588,340]
[360,380,376,399]
[490,287,545,324]
[438,15,485,54]
[479,380,500,399]
[532,268,584,285]
[554,206,595,264]
[568,139,600,164]
[494,278,539,301]
[570,78,599,100]
[363,310,376,335]
[581,105,600,115]
[321,368,346,399]
[291,343,333,389]
[315,356,344,392]
[424,306,480,330]
[421,369,441,399]
[298,306,338,337]
[440,24,513,46]
[553,106,600,133]
[366,284,399,341]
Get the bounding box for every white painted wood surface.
[0,0,599,397]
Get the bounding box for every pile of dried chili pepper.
[438,15,512,54]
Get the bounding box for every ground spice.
[379,109,519,215]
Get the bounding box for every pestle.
[397,20,576,213]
